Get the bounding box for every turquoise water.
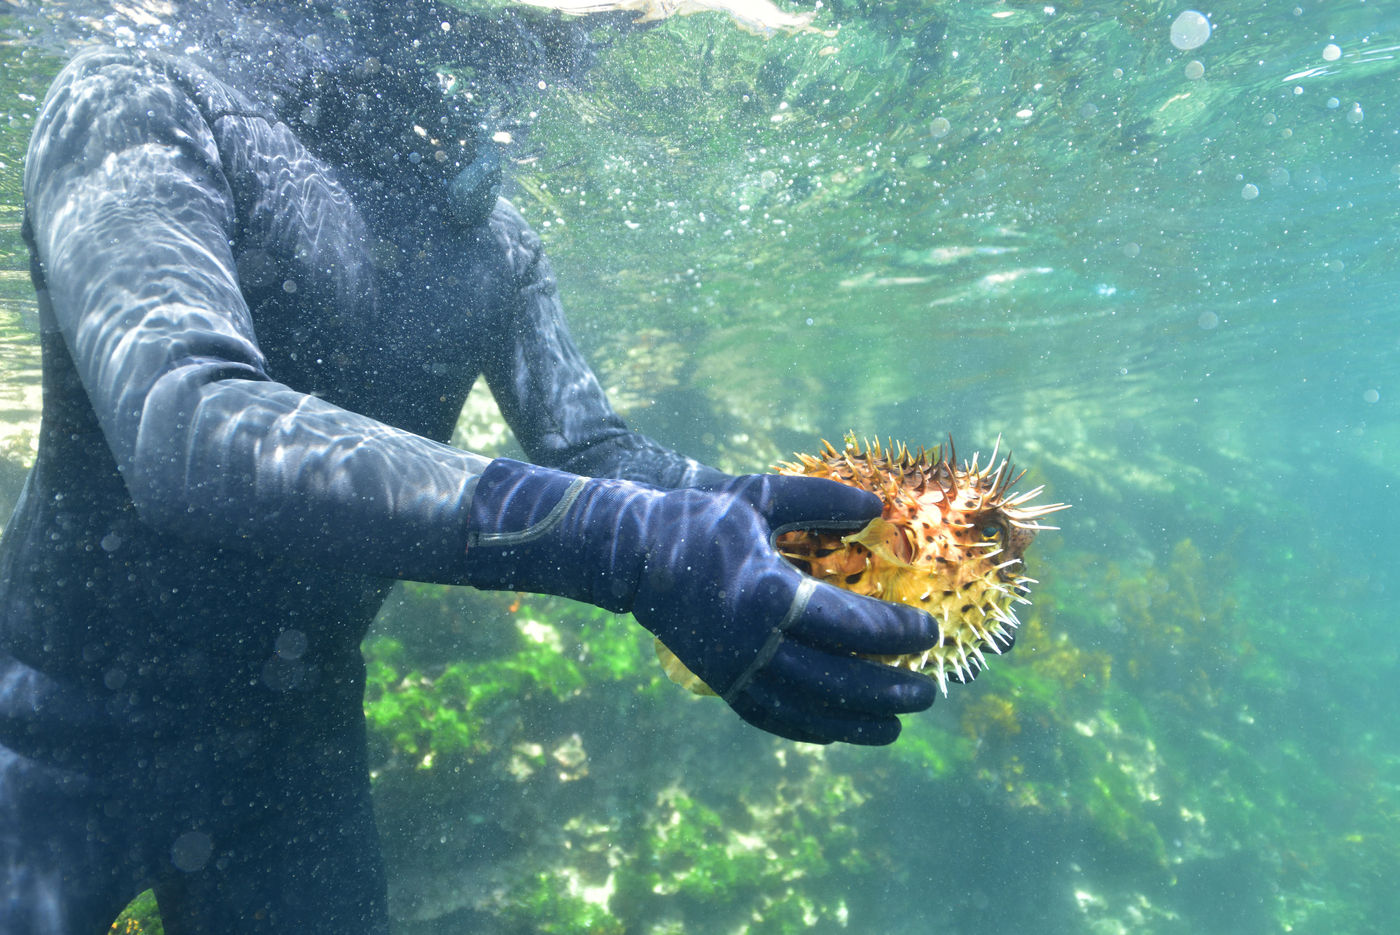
[2,1,1398,933]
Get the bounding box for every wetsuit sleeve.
[23,50,486,582]
[481,204,730,489]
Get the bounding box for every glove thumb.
[750,474,882,531]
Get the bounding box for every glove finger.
[751,474,882,531]
[727,698,834,745]
[786,578,940,657]
[764,642,936,716]
[734,680,904,746]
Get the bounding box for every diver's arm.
[462,458,939,744]
[480,201,729,488]
[23,49,484,582]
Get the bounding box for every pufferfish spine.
[655,433,1068,698]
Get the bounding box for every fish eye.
[980,523,1002,540]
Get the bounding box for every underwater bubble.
[1241,183,1259,200]
[929,116,951,139]
[1267,166,1291,186]
[1322,43,1341,62]
[1348,103,1364,124]
[100,532,122,552]
[1363,388,1380,403]
[1123,241,1141,258]
[1197,311,1219,329]
[1170,11,1211,51]
[281,279,297,294]
[1184,60,1205,80]
[407,150,422,165]
[103,667,127,690]
[1326,97,1340,109]
[171,831,213,873]
[275,629,307,660]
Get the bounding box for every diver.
[0,1,939,931]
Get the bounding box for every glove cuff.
[462,458,649,613]
[467,459,590,551]
[464,458,587,593]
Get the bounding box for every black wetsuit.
[0,45,721,934]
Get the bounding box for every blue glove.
[463,459,939,744]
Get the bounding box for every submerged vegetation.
[347,516,1397,935]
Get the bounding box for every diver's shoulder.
[49,45,269,122]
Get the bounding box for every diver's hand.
[464,460,939,744]
[628,473,941,744]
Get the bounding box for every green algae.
[108,890,162,935]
